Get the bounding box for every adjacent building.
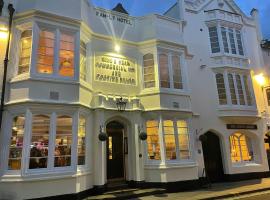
[0,0,269,199]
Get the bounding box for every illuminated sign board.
[96,11,133,26]
[226,124,257,130]
[95,54,136,86]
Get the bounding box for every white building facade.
[0,0,269,199]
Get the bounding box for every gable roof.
[112,3,129,15]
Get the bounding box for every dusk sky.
[91,0,270,39]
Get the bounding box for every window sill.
[145,161,197,170]
[10,76,79,85]
[210,52,247,60]
[140,88,190,97]
[231,162,260,167]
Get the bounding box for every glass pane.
[229,29,236,54]
[37,30,54,74]
[172,55,183,89]
[146,120,160,160]
[8,116,25,170]
[18,30,32,75]
[80,41,87,81]
[236,30,244,55]
[228,74,238,105]
[59,33,75,77]
[54,116,72,167]
[177,120,190,159]
[243,75,252,106]
[159,54,170,88]
[29,115,50,169]
[221,27,229,53]
[216,73,227,105]
[236,75,245,105]
[209,27,220,53]
[78,116,86,165]
[143,54,155,88]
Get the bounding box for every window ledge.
[232,162,260,167]
[0,170,92,182]
[144,161,197,170]
[140,88,190,97]
[10,76,79,85]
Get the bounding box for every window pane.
[59,33,75,77]
[267,89,270,106]
[209,27,220,53]
[221,27,229,53]
[55,116,72,167]
[37,30,54,74]
[236,30,244,55]
[18,30,32,75]
[163,120,176,160]
[177,120,190,159]
[216,73,227,105]
[29,115,50,169]
[146,120,160,160]
[159,54,170,88]
[228,74,238,105]
[78,116,86,165]
[228,29,236,54]
[143,54,155,88]
[243,75,252,106]
[172,55,183,89]
[80,41,87,81]
[236,75,245,105]
[8,116,25,170]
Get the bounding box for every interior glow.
[254,73,266,87]
[114,44,120,53]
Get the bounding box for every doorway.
[106,121,125,181]
[201,132,225,182]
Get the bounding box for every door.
[106,121,124,180]
[202,132,224,182]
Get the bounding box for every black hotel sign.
[226,124,258,130]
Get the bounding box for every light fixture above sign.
[114,44,120,53]
[116,97,127,112]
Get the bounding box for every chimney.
[251,8,263,42]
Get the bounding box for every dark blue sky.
[91,0,270,39]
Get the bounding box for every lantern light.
[254,73,266,87]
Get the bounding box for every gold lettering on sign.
[95,55,136,86]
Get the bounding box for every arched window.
[54,115,73,167]
[215,73,227,105]
[230,133,253,163]
[8,116,25,170]
[18,30,32,75]
[146,120,160,160]
[159,54,170,88]
[143,54,155,88]
[30,115,50,169]
[78,116,86,165]
[80,41,87,81]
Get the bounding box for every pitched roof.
[112,3,129,15]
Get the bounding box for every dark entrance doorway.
[106,121,125,180]
[201,132,224,182]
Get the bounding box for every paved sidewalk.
[85,178,270,200]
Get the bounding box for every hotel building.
[0,0,269,199]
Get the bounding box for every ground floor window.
[230,133,253,163]
[146,118,190,162]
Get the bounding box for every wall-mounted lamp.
[98,125,108,142]
[114,44,120,53]
[254,73,266,88]
[116,97,127,112]
[138,125,147,141]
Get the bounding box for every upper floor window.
[80,41,87,81]
[143,54,155,88]
[159,54,170,88]
[215,72,254,106]
[158,53,184,90]
[78,116,86,165]
[18,30,32,75]
[36,27,76,78]
[8,116,25,170]
[208,26,244,56]
[37,30,55,74]
[230,133,253,163]
[215,73,227,105]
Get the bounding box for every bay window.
[215,71,254,106]
[146,118,190,162]
[158,52,184,90]
[230,133,253,163]
[208,26,244,56]
[18,30,32,75]
[8,116,25,170]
